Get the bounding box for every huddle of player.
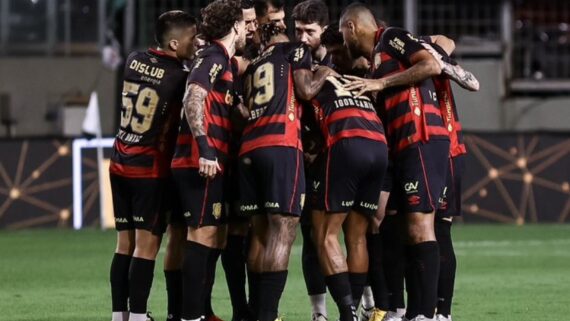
[107,1,479,321]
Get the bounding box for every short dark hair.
[241,0,255,9]
[291,0,329,27]
[253,0,284,18]
[260,22,286,44]
[155,10,197,48]
[200,0,243,42]
[320,22,343,47]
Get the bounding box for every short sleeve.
[287,43,312,71]
[381,27,426,66]
[187,52,228,92]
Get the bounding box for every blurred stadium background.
[2,0,570,228]
[0,1,570,320]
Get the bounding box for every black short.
[110,174,167,235]
[382,161,394,192]
[312,138,388,217]
[238,147,305,216]
[172,168,226,228]
[388,140,450,214]
[437,154,465,217]
[164,177,185,227]
[302,152,326,226]
[225,159,250,224]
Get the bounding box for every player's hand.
[315,65,340,78]
[198,157,221,178]
[343,75,386,96]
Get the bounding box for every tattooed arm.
[183,83,220,177]
[183,83,208,138]
[293,66,339,101]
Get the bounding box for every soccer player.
[340,4,451,321]
[253,0,286,30]
[238,23,336,321]
[108,10,198,321]
[309,24,388,321]
[428,42,468,321]
[291,1,331,320]
[170,1,246,321]
[220,1,259,321]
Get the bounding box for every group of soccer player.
[108,1,479,321]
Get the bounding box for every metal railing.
[1,0,569,86]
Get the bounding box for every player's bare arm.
[344,49,442,96]
[183,83,221,178]
[429,35,455,55]
[294,65,339,101]
[422,38,480,91]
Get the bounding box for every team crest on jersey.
[209,63,223,83]
[373,53,382,70]
[293,47,305,62]
[212,202,222,219]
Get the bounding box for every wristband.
[196,136,216,161]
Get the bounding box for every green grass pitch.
[1,224,569,321]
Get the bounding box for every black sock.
[204,248,221,317]
[381,215,406,311]
[257,271,288,321]
[325,273,356,321]
[436,220,456,317]
[405,246,420,319]
[182,241,211,320]
[222,235,250,319]
[247,270,260,318]
[367,233,389,310]
[128,257,155,314]
[110,253,132,312]
[349,272,367,308]
[301,224,326,296]
[406,241,440,319]
[165,270,182,320]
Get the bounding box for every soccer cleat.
[434,315,452,321]
[368,309,387,321]
[406,315,434,321]
[312,313,328,321]
[358,306,373,321]
[384,310,406,321]
[146,311,156,321]
[205,315,224,321]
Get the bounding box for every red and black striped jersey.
[433,77,466,157]
[239,42,312,155]
[312,76,386,147]
[371,27,449,157]
[110,48,187,178]
[171,41,235,171]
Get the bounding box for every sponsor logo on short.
[240,204,259,212]
[312,181,320,191]
[212,202,222,219]
[342,200,354,207]
[359,202,379,210]
[115,217,128,223]
[265,202,280,209]
[133,216,144,222]
[184,211,192,218]
[408,195,421,206]
[404,181,419,194]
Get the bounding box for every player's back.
[110,48,187,178]
[239,42,312,155]
[313,76,386,148]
